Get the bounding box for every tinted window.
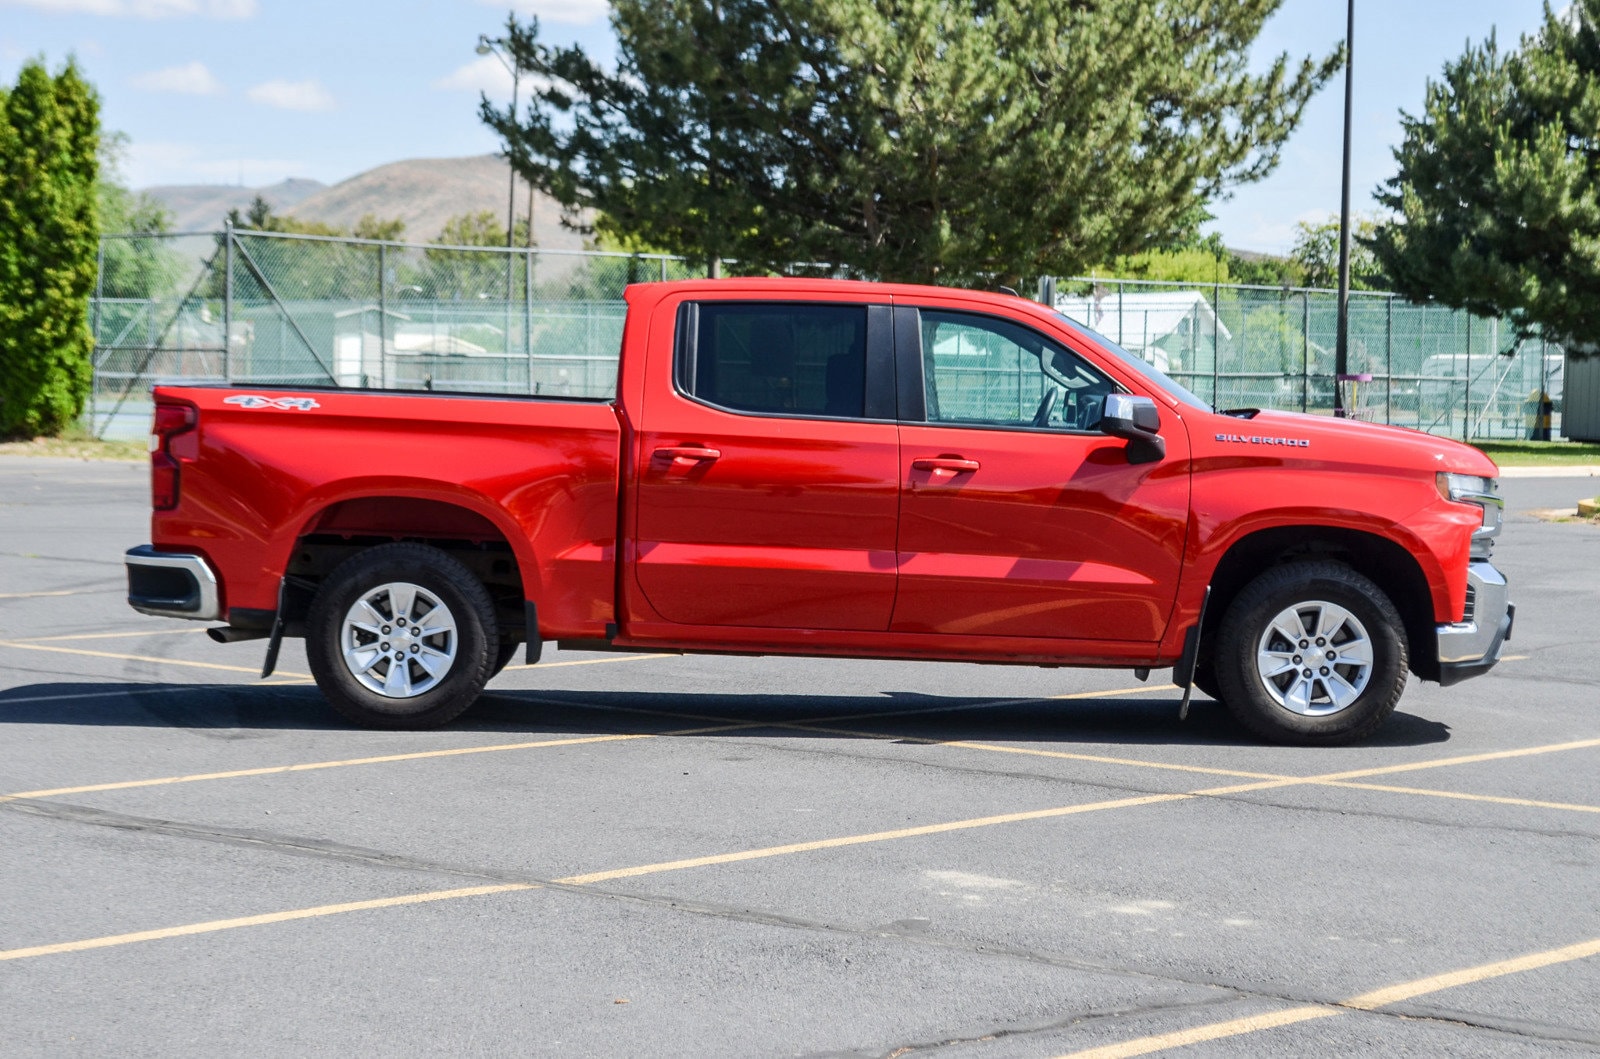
[920,310,1118,431]
[688,303,868,418]
[1058,316,1213,411]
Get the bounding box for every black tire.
[305,543,498,729]
[489,641,521,679]
[1213,560,1408,746]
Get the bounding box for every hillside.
[139,155,589,249]
[287,155,585,249]
[143,177,325,232]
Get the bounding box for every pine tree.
[1371,1,1600,348]
[481,2,1338,285]
[0,58,100,438]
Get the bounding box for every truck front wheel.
[1213,561,1408,746]
[305,543,498,729]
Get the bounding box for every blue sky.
[0,0,1554,253]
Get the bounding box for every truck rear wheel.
[1213,561,1408,746]
[305,543,498,729]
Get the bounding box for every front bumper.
[126,545,221,621]
[1436,560,1514,687]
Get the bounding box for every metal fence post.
[377,241,386,390]
[91,238,104,432]
[223,223,233,383]
[526,246,535,394]
[1212,277,1220,407]
[1464,312,1472,442]
[1301,291,1311,413]
[1385,295,1393,425]
[1117,282,1125,345]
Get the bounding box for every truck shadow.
[0,682,1451,749]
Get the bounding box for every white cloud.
[246,78,334,112]
[1,0,256,17]
[433,54,515,98]
[489,0,608,27]
[125,140,303,187]
[131,60,223,95]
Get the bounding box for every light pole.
[1334,0,1355,417]
[477,34,520,249]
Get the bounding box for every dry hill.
[287,155,585,249]
[143,177,325,232]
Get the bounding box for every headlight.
[1437,473,1503,557]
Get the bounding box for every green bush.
[0,58,100,439]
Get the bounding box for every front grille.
[1463,583,1477,624]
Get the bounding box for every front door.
[891,307,1189,642]
[632,297,901,630]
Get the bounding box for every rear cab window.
[676,303,870,419]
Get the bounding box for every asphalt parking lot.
[2,454,1598,1057]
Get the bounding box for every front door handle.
[910,456,980,488]
[653,446,722,468]
[911,456,980,476]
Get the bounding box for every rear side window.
[681,303,868,418]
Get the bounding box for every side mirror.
[1098,393,1165,465]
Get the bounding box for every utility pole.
[1334,0,1355,417]
[478,34,521,249]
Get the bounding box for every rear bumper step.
[125,545,221,621]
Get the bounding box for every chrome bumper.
[125,545,221,621]
[1436,560,1514,687]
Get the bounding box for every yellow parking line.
[787,724,1284,782]
[5,747,1599,967]
[0,884,537,963]
[549,737,1600,886]
[0,589,84,600]
[15,628,210,643]
[1064,1006,1339,1059]
[1342,936,1600,1009]
[501,653,672,672]
[0,731,707,802]
[1325,781,1600,814]
[1061,936,1600,1058]
[0,639,310,680]
[554,792,1190,886]
[718,706,1600,810]
[0,683,1165,804]
[1315,738,1600,781]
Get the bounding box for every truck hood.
[1218,409,1500,478]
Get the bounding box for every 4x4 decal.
[224,395,321,411]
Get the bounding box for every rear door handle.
[653,446,722,467]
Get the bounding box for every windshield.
[1057,316,1213,412]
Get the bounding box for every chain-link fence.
[87,229,703,438]
[86,231,1565,443]
[1053,278,1564,441]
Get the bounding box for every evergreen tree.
[1371,2,1600,347]
[0,58,100,438]
[482,2,1338,285]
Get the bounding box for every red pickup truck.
[126,279,1511,745]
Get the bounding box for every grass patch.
[1471,440,1600,466]
[0,426,145,462]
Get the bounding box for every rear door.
[631,295,901,630]
[891,306,1189,642]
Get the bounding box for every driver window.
[919,310,1117,431]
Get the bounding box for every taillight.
[151,401,196,511]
